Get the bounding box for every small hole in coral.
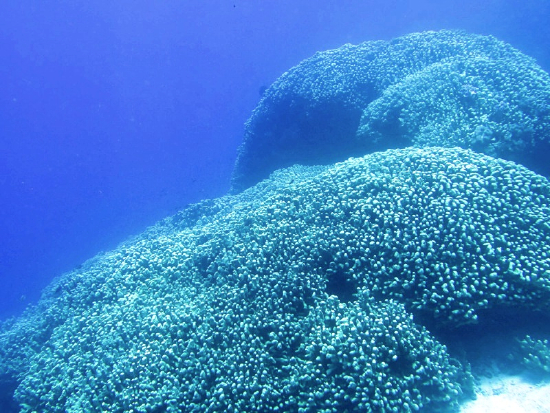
[326,269,357,302]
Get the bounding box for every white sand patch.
[460,374,550,413]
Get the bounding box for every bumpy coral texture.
[357,56,550,156]
[2,147,550,412]
[514,335,550,374]
[231,30,550,192]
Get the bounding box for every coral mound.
[231,30,550,192]
[2,147,550,412]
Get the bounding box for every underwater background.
[1,1,550,412]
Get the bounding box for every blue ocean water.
[1,0,549,320]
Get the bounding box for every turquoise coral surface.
[2,147,550,411]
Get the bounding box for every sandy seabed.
[460,374,550,413]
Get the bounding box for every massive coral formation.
[2,147,550,411]
[2,29,550,412]
[231,30,550,192]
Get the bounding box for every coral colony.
[1,30,550,412]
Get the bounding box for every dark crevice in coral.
[326,268,358,302]
[387,348,415,377]
[419,307,550,375]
